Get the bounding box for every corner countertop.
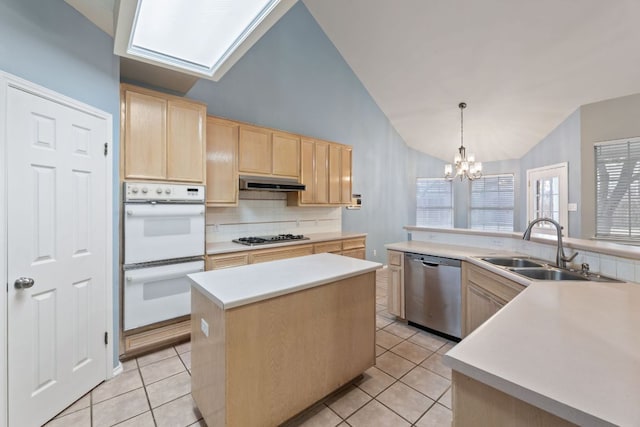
[387,240,640,426]
[188,253,382,310]
[385,240,512,261]
[206,232,368,255]
[444,280,640,427]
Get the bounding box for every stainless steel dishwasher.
[405,252,461,340]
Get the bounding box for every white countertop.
[444,280,640,427]
[188,253,382,309]
[387,240,640,426]
[207,232,367,255]
[385,240,512,261]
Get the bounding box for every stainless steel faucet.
[523,217,577,269]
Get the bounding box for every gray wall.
[519,109,581,235]
[187,2,420,262]
[580,93,640,239]
[0,0,121,364]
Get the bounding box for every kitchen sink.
[507,267,623,283]
[482,257,546,268]
[508,267,587,281]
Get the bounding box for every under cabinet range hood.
[239,176,305,192]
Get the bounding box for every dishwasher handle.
[405,252,461,268]
[421,261,440,268]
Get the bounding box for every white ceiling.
[66,0,640,162]
[303,0,640,162]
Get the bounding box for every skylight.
[114,0,297,80]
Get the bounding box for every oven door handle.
[125,267,204,283]
[125,205,204,217]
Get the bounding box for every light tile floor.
[45,268,454,427]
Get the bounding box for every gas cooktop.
[233,234,309,246]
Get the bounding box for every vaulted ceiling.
[67,0,640,162]
[303,0,640,162]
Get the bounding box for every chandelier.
[444,102,482,180]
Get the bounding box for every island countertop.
[188,253,382,310]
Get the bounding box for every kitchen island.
[188,253,382,427]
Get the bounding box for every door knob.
[14,277,35,289]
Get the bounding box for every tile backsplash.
[206,191,342,242]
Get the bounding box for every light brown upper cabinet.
[328,143,342,204]
[238,125,271,175]
[238,125,300,179]
[206,117,238,206]
[291,138,329,205]
[272,131,300,178]
[121,84,206,183]
[315,141,330,203]
[340,146,352,203]
[290,139,351,206]
[329,143,353,204]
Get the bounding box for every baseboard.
[112,361,123,377]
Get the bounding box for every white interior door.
[6,85,109,426]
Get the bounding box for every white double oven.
[122,182,205,331]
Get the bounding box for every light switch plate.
[200,318,209,337]
[568,203,578,212]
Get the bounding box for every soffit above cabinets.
[119,57,199,95]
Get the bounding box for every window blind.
[416,178,453,228]
[595,139,640,240]
[469,174,514,231]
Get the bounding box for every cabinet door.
[341,146,352,203]
[328,143,342,204]
[466,283,504,334]
[300,138,315,204]
[315,141,329,204]
[206,117,238,206]
[123,90,167,180]
[272,132,299,178]
[388,265,404,317]
[167,99,206,182]
[238,125,271,174]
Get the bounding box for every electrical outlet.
[373,249,377,257]
[200,318,209,337]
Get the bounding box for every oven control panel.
[124,182,205,202]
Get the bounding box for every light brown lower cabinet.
[313,241,342,254]
[462,262,525,337]
[452,372,577,427]
[249,245,313,264]
[386,250,404,318]
[191,272,376,427]
[206,252,249,270]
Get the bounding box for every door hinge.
[104,142,108,157]
[104,332,108,345]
